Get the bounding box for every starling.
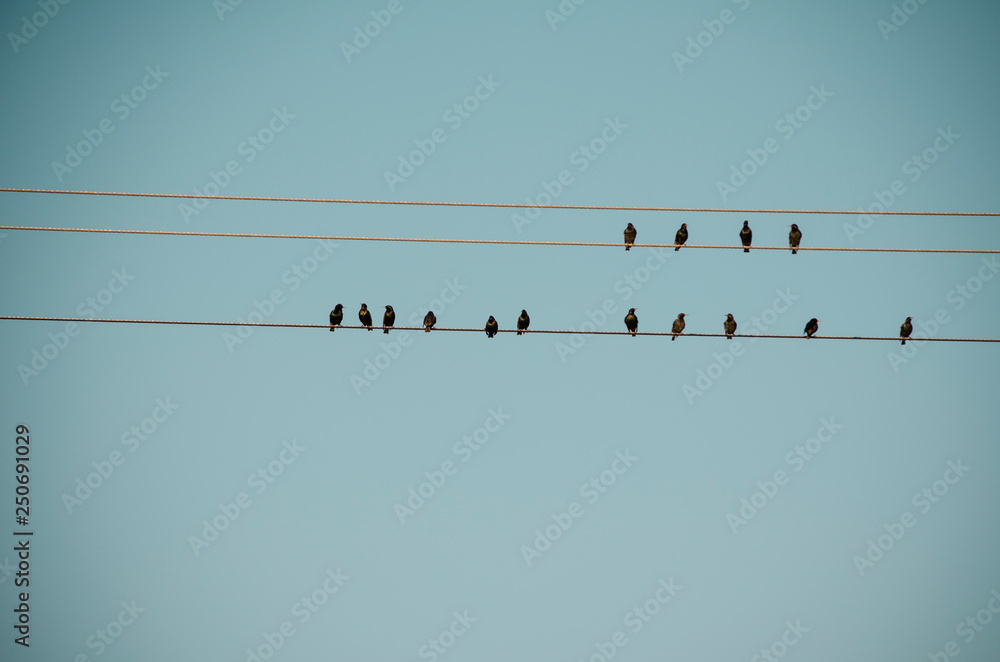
[740,220,752,252]
[517,309,530,336]
[624,223,637,251]
[789,224,802,255]
[804,318,819,338]
[329,303,344,332]
[900,317,913,345]
[383,305,395,334]
[485,316,498,338]
[724,313,737,339]
[423,311,436,332]
[359,303,373,331]
[671,313,686,341]
[625,308,638,336]
[674,223,688,251]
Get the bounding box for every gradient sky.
[2,1,999,661]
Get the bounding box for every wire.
[2,316,996,342]
[1,187,998,217]
[2,226,997,254]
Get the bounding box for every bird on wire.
[625,308,638,336]
[804,318,819,338]
[674,223,688,251]
[900,317,913,345]
[740,221,752,252]
[624,223,636,251]
[671,313,686,340]
[517,310,530,335]
[359,304,373,331]
[485,316,498,338]
[423,311,436,332]
[329,304,344,332]
[724,313,737,339]
[789,224,802,254]
[383,305,395,334]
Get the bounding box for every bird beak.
[633,308,638,311]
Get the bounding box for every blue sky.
[2,1,999,660]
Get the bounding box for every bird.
[674,223,688,251]
[359,304,373,330]
[485,316,498,338]
[740,220,752,252]
[724,313,737,339]
[789,224,802,254]
[900,317,913,345]
[671,313,686,341]
[423,311,436,332]
[804,318,819,338]
[624,223,636,251]
[625,308,638,336]
[329,304,344,332]
[517,310,530,335]
[382,305,395,334]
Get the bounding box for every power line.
[2,316,997,342]
[2,225,997,254]
[1,187,998,217]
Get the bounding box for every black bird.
[485,316,498,338]
[740,220,752,252]
[382,305,395,334]
[804,318,819,338]
[789,224,802,255]
[674,223,688,251]
[624,223,637,251]
[671,313,686,341]
[423,311,436,332]
[900,317,913,345]
[724,313,737,340]
[329,304,344,332]
[359,304,373,330]
[517,310,530,336]
[625,308,638,336]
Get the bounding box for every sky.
[1,0,1000,660]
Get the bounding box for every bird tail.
[625,245,630,251]
[792,248,798,255]
[671,335,676,341]
[674,245,680,251]
[744,247,749,253]
[384,328,389,334]
[329,327,335,332]
[901,339,906,345]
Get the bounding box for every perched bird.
[624,223,637,251]
[382,305,395,334]
[517,310,530,336]
[423,311,436,332]
[804,318,819,338]
[625,308,638,336]
[724,313,737,340]
[740,220,752,252]
[671,313,686,341]
[900,317,913,345]
[788,224,802,255]
[359,304,373,331]
[485,316,498,338]
[329,304,344,332]
[674,223,688,251]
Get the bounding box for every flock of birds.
[622,220,801,253]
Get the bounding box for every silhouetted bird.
[789,224,802,255]
[740,221,752,252]
[329,304,344,332]
[671,313,686,341]
[383,305,395,334]
[900,317,913,345]
[359,304,373,330]
[517,310,530,336]
[625,308,638,336]
[674,223,688,251]
[624,223,636,251]
[804,318,819,338]
[724,313,737,339]
[485,316,498,338]
[423,311,436,332]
